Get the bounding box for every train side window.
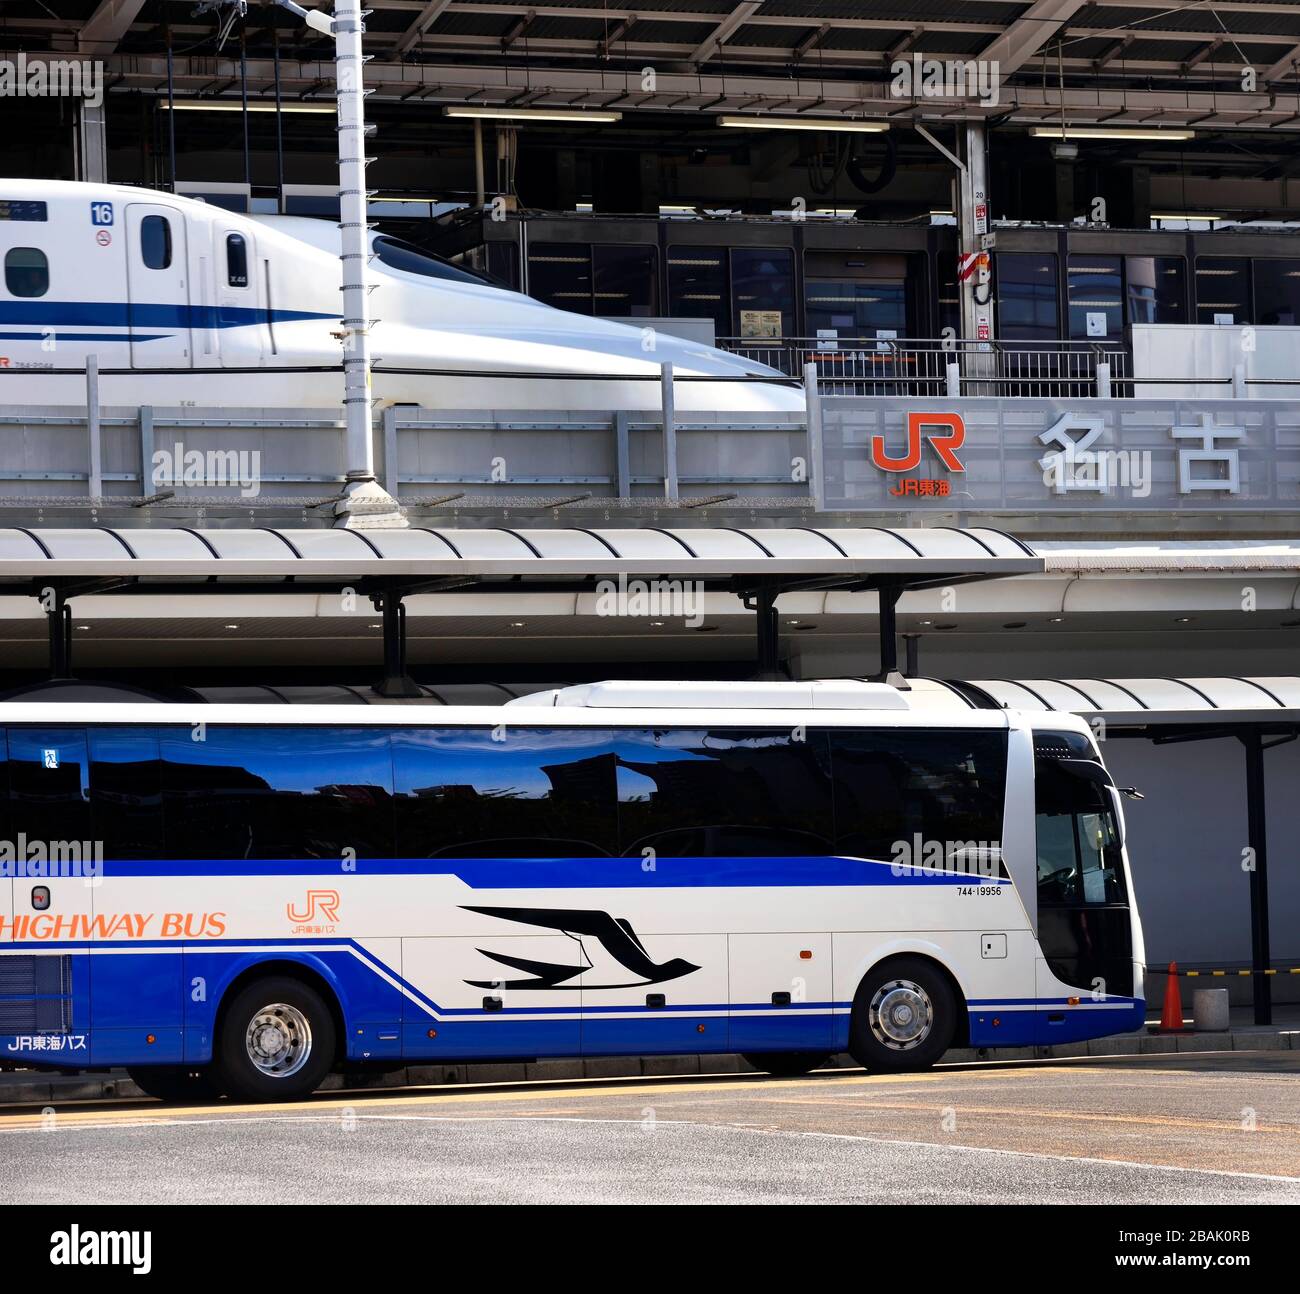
[1067,254,1123,340]
[140,215,172,270]
[226,233,249,288]
[1126,256,1186,324]
[4,247,48,297]
[667,246,728,337]
[1194,256,1250,324]
[995,253,1058,340]
[1253,258,1300,326]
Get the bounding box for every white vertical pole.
[660,362,678,501]
[86,354,102,499]
[335,0,374,484]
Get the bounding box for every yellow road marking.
[758,1096,1299,1137]
[0,1063,1209,1133]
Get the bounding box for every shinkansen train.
[0,180,803,413]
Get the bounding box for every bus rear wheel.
[741,1052,833,1078]
[126,1066,221,1104]
[848,957,956,1072]
[214,976,336,1103]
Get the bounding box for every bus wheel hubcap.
[246,1003,312,1078]
[869,979,932,1049]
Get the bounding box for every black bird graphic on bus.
[461,905,700,990]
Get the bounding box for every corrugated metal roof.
[911,676,1300,721]
[0,526,1042,581]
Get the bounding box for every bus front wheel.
[741,1052,833,1078]
[848,957,956,1072]
[214,976,337,1103]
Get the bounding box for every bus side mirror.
[1116,786,1144,800]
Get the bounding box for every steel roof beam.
[690,1,764,66]
[981,0,1089,77]
[393,0,454,57]
[78,0,150,53]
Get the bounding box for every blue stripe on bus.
[91,855,1005,887]
[0,301,336,329]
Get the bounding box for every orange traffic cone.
[1157,962,1189,1032]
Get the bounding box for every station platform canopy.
[0,525,1041,589]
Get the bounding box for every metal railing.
[720,336,1133,399]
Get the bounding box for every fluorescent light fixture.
[443,106,621,123]
[160,100,335,113]
[1151,213,1221,221]
[1030,126,1194,141]
[717,115,888,133]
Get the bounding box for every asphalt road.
[4,1052,1299,1205]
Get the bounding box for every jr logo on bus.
[870,413,966,497]
[462,906,699,991]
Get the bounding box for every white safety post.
[1095,361,1111,399]
[804,361,825,511]
[1232,363,1247,399]
[661,361,678,501]
[945,361,961,398]
[85,354,103,499]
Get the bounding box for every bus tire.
[126,1066,221,1104]
[214,976,336,1103]
[741,1051,832,1078]
[848,957,956,1072]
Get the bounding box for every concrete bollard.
[1192,987,1230,1032]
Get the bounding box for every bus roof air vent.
[505,680,912,711]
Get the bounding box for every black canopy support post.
[370,586,422,698]
[45,588,72,680]
[1240,728,1272,1026]
[872,582,906,688]
[903,632,920,678]
[742,584,781,680]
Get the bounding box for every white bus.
[0,680,1145,1101]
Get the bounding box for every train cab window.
[1195,257,1251,324]
[140,215,172,270]
[373,235,493,286]
[4,247,48,297]
[995,253,1058,340]
[226,233,249,288]
[1067,255,1123,340]
[1253,258,1300,326]
[1126,256,1186,324]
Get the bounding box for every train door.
[217,227,272,366]
[125,203,193,367]
[5,728,94,1064]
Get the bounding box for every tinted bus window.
[89,729,164,860]
[141,215,172,270]
[615,729,833,857]
[7,729,92,846]
[4,247,48,298]
[830,730,1007,863]
[162,727,393,861]
[393,728,619,858]
[1034,759,1126,906]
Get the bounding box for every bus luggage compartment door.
[728,933,833,1053]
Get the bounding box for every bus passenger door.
[5,729,93,1065]
[125,203,192,368]
[729,933,833,1054]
